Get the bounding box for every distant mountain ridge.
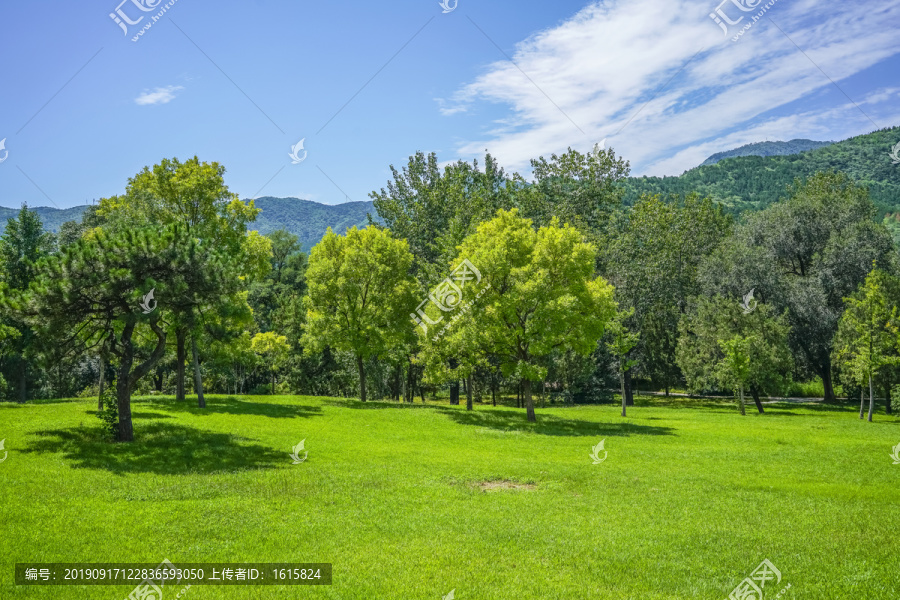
[700,139,835,166]
[0,198,377,253]
[624,126,900,213]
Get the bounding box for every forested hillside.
[249,197,378,250]
[699,139,834,166]
[625,126,900,213]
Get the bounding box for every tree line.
[0,147,897,441]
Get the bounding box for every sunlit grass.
[1,394,898,599]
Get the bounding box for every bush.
[96,386,119,440]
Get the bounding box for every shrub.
[96,386,119,440]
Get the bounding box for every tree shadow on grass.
[439,406,675,437]
[138,395,323,419]
[23,422,286,475]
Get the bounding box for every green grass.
[1,394,899,599]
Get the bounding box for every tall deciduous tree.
[302,226,415,402]
[701,172,896,402]
[833,268,899,422]
[446,209,617,422]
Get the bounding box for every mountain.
[623,126,900,213]
[700,139,835,166]
[0,204,89,233]
[249,197,378,251]
[0,197,377,253]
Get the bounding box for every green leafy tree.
[701,172,895,402]
[251,331,291,394]
[302,226,415,402]
[677,296,793,414]
[833,268,900,422]
[445,209,617,422]
[606,308,639,417]
[604,194,732,398]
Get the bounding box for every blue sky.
[1,0,898,210]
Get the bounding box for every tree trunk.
[115,320,167,442]
[523,378,536,422]
[859,387,865,419]
[98,355,106,411]
[155,366,163,392]
[665,385,669,397]
[449,358,460,405]
[176,329,186,401]
[624,370,634,406]
[750,386,765,414]
[867,373,874,422]
[491,377,496,406]
[885,383,892,415]
[192,335,205,408]
[821,360,837,403]
[466,375,473,411]
[357,354,367,402]
[738,383,746,416]
[619,370,626,417]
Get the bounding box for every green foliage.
[95,385,118,440]
[833,268,900,416]
[677,295,793,401]
[624,126,900,214]
[699,139,835,166]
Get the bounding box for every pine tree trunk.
[466,375,473,411]
[176,330,186,401]
[868,373,875,422]
[524,379,536,422]
[751,386,765,414]
[620,370,627,417]
[192,335,205,408]
[738,383,746,416]
[357,355,367,402]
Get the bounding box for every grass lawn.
[1,394,898,599]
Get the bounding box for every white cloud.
[135,85,185,106]
[444,0,900,176]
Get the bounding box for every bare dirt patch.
[477,479,537,492]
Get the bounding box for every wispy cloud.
[443,0,900,176]
[135,85,185,106]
